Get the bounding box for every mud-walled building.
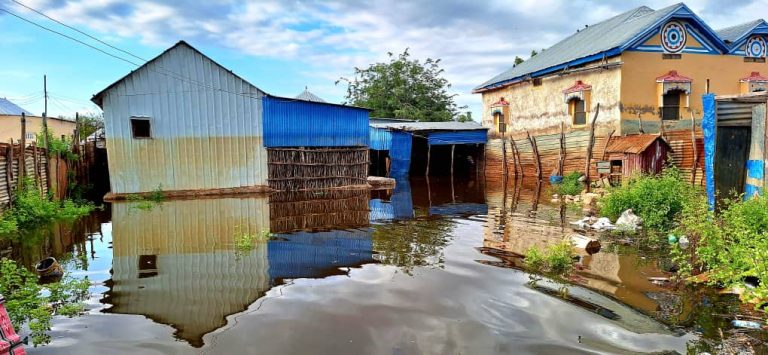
[475,3,768,183]
[92,41,370,197]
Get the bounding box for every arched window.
[570,98,587,125]
[661,90,683,120]
[493,111,506,133]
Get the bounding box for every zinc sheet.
[263,96,369,147]
[369,127,392,150]
[101,43,268,194]
[427,130,488,146]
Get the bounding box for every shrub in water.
[553,172,583,196]
[525,241,574,275]
[673,193,768,311]
[600,168,698,232]
[0,258,90,346]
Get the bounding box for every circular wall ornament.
[660,21,687,53]
[746,36,766,58]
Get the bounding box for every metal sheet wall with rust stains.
[101,44,268,194]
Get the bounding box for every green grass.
[525,241,574,275]
[552,172,583,196]
[0,179,94,235]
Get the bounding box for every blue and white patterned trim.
[661,21,687,53]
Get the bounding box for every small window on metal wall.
[572,98,587,125]
[130,118,151,138]
[661,91,682,120]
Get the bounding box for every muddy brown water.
[0,177,749,354]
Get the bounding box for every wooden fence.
[0,143,73,209]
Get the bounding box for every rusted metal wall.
[101,44,268,194]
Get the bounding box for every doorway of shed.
[369,149,390,177]
[411,138,483,177]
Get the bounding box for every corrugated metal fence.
[0,143,53,208]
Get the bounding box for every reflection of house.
[476,3,768,182]
[107,198,271,347]
[0,98,76,143]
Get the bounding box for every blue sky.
[0,0,765,120]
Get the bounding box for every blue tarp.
[263,96,369,147]
[745,159,764,198]
[702,93,716,209]
[389,132,412,177]
[427,130,487,145]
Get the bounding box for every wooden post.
[32,141,39,193]
[510,136,521,177]
[501,134,508,178]
[42,77,51,193]
[450,144,455,177]
[690,111,699,184]
[18,113,26,189]
[426,144,431,176]
[5,143,13,207]
[601,129,616,161]
[527,131,542,180]
[558,122,565,176]
[584,103,601,186]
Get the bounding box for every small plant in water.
[552,171,584,196]
[0,258,90,346]
[126,185,166,212]
[0,179,93,234]
[524,241,574,276]
[233,227,271,257]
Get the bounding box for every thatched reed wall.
[269,189,370,233]
[267,147,368,191]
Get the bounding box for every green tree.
[531,49,538,57]
[338,49,466,122]
[514,56,525,65]
[457,111,473,122]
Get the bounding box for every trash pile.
[570,209,643,232]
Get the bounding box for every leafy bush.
[600,168,698,232]
[673,194,768,310]
[234,228,271,257]
[0,258,90,346]
[525,241,574,275]
[0,179,93,234]
[552,172,583,196]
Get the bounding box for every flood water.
[2,177,745,354]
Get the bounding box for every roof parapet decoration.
[746,36,767,57]
[490,97,510,107]
[661,21,687,53]
[563,80,592,103]
[741,71,768,82]
[656,70,692,94]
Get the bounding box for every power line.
[10,0,149,63]
[0,7,142,67]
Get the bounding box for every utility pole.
[42,75,51,192]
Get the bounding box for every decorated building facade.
[476,3,768,136]
[476,3,768,182]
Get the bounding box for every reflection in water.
[8,176,750,354]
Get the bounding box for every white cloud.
[8,0,767,119]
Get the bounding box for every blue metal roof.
[263,96,370,147]
[0,98,33,115]
[716,19,768,53]
[475,3,730,92]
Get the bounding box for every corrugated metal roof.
[716,19,765,43]
[295,89,326,103]
[475,3,728,91]
[427,130,487,145]
[369,127,392,150]
[0,98,33,116]
[370,121,487,132]
[263,96,369,147]
[605,134,670,154]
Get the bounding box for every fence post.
[584,103,601,188]
[18,113,26,189]
[5,143,13,207]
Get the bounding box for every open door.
[714,126,751,198]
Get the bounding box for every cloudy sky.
[1,0,766,120]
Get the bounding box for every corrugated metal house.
[92,42,370,196]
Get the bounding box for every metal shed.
[368,120,488,177]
